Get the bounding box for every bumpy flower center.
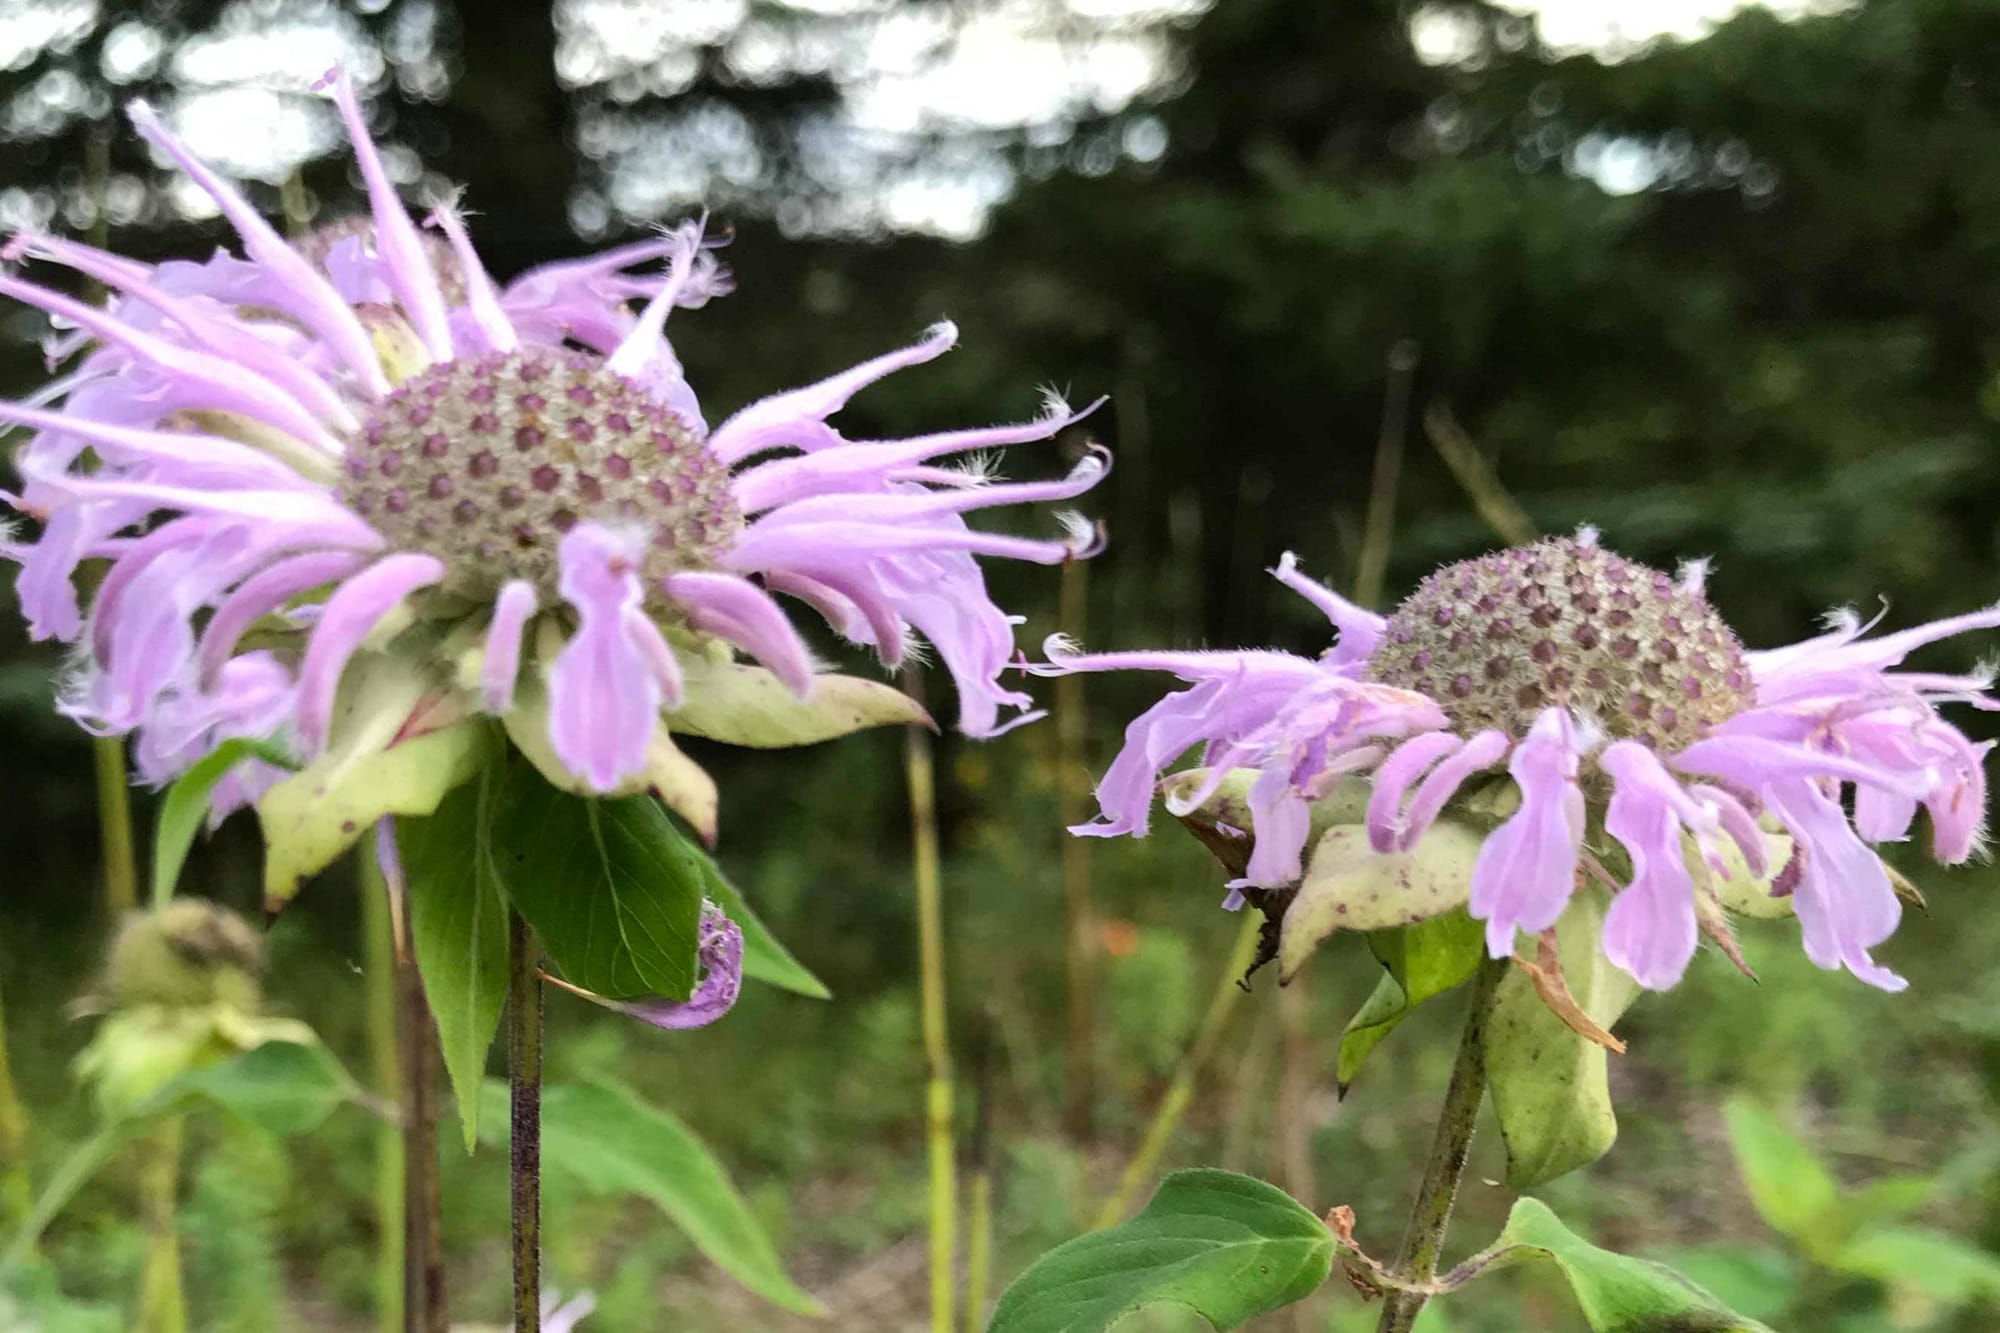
[341,349,741,598]
[1364,537,1752,746]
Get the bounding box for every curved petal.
[1468,708,1586,959]
[296,552,445,749]
[548,524,673,791]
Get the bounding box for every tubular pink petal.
[1688,783,1770,879]
[548,524,664,791]
[1366,732,1463,853]
[199,550,370,681]
[13,233,360,433]
[1599,740,1701,989]
[1398,728,1510,852]
[481,580,537,713]
[0,400,309,490]
[663,570,816,696]
[708,321,958,464]
[0,274,342,454]
[125,101,388,395]
[1469,708,1586,959]
[1670,733,1933,798]
[1766,778,1907,991]
[606,220,709,379]
[730,398,1106,514]
[296,553,446,749]
[426,201,518,353]
[1271,551,1386,664]
[1243,764,1313,888]
[327,70,455,363]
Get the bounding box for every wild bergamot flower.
[1038,531,1997,992]
[0,73,1104,847]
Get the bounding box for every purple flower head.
[1,72,1105,830]
[1037,532,2000,993]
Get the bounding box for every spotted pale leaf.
[1279,822,1485,981]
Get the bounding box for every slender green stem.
[3,1127,120,1267]
[1094,913,1261,1229]
[0,981,30,1231]
[1374,957,1507,1333]
[133,1118,186,1333]
[93,737,138,915]
[902,667,956,1333]
[963,1168,992,1332]
[357,846,406,1333]
[509,911,543,1333]
[398,933,448,1333]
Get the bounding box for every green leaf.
[480,1079,821,1315]
[0,1257,123,1332]
[401,771,512,1149]
[151,736,296,906]
[1845,1174,1937,1228]
[696,855,830,1000]
[1492,1198,1777,1332]
[1721,1097,1840,1244]
[1280,822,1485,981]
[139,1035,359,1138]
[1831,1225,2000,1303]
[492,768,703,1001]
[1646,1246,1799,1323]
[985,1169,1333,1332]
[501,667,719,842]
[1336,910,1484,1092]
[1483,888,1639,1188]
[667,660,930,748]
[257,652,486,913]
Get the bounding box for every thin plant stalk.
[963,1021,995,1333]
[902,666,956,1333]
[509,910,544,1333]
[132,1118,186,1333]
[357,848,406,1333]
[1374,957,1507,1333]
[395,910,448,1333]
[1057,556,1096,1139]
[92,738,138,915]
[1093,912,1261,1228]
[84,124,137,925]
[1422,404,1536,547]
[0,980,31,1230]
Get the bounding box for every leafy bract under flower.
[1037,535,2000,993]
[0,70,1106,864]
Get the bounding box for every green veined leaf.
[480,1079,822,1316]
[1336,910,1484,1093]
[492,768,703,1001]
[139,1034,360,1138]
[1490,1198,1777,1332]
[695,854,829,1000]
[667,661,930,748]
[1721,1097,1840,1245]
[401,771,512,1149]
[1831,1225,2000,1303]
[1483,889,1638,1188]
[257,651,486,913]
[986,1169,1332,1332]
[152,736,297,906]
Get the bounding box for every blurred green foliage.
[7,0,2000,1328]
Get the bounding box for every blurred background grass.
[6,0,2000,1328]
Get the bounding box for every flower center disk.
[1364,537,1753,746]
[341,349,741,599]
